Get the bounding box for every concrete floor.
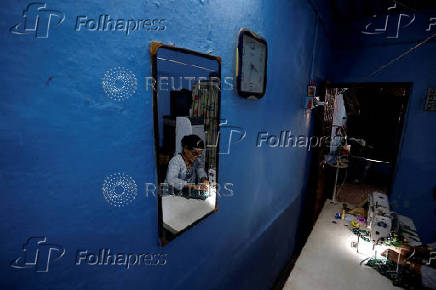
[283,200,401,290]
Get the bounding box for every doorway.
[320,83,411,205]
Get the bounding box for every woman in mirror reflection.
[164,134,209,197]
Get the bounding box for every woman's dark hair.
[181,134,204,150]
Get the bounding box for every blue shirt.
[164,153,207,192]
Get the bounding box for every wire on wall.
[157,57,215,72]
[363,33,436,80]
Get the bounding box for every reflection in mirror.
[152,44,221,245]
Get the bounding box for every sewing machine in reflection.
[180,187,210,200]
[164,182,211,200]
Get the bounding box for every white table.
[284,201,400,290]
[162,187,216,234]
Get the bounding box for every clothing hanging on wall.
[191,80,219,170]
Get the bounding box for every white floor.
[283,200,401,290]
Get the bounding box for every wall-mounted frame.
[236,28,268,99]
[425,88,436,111]
[150,42,221,246]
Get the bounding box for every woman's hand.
[186,183,207,191]
[197,183,208,191]
[200,178,209,190]
[381,247,422,274]
[392,245,413,255]
[382,249,409,266]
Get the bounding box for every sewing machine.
[368,192,392,243]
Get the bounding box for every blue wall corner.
[0,0,329,289]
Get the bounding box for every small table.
[326,157,349,203]
[162,187,216,234]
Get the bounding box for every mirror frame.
[150,42,222,246]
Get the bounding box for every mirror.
[150,43,221,245]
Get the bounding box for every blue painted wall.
[323,8,436,242]
[0,0,329,289]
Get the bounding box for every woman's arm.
[166,157,187,191]
[383,248,436,290]
[166,156,205,191]
[195,154,208,182]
